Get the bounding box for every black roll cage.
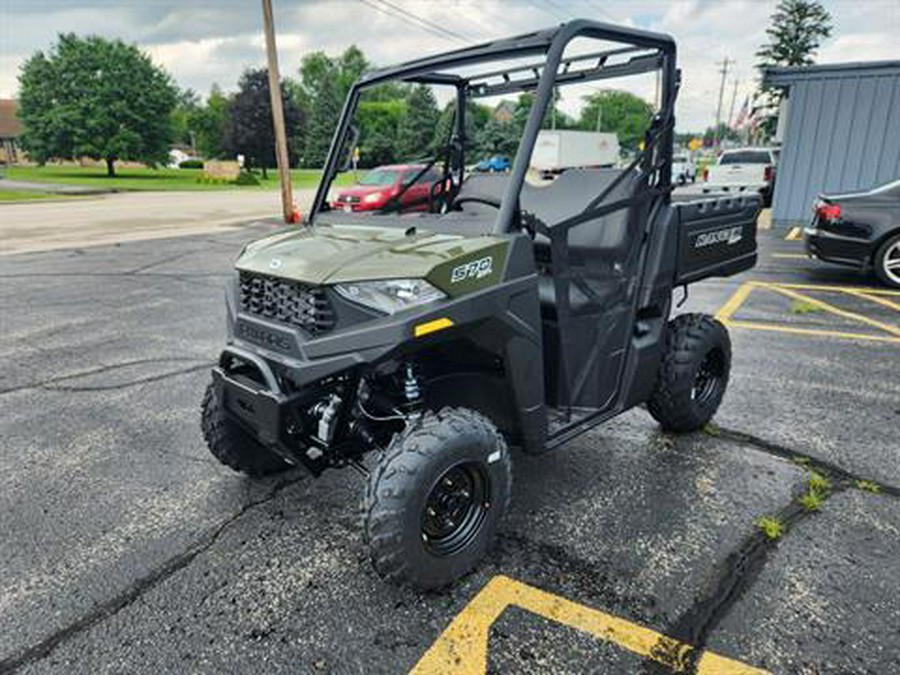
[310,19,678,235]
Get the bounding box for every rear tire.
[200,381,290,477]
[873,233,900,289]
[648,314,731,432]
[362,408,511,590]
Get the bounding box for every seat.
[523,168,640,261]
[526,169,641,317]
[450,170,642,316]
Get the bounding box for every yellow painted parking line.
[785,227,802,241]
[846,290,900,312]
[726,320,900,344]
[715,281,900,344]
[771,253,808,259]
[767,281,900,297]
[410,575,768,674]
[766,284,900,337]
[715,281,757,323]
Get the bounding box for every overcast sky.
[1,0,897,131]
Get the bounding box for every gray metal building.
[764,60,900,227]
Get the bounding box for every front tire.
[873,233,900,289]
[648,314,731,432]
[200,381,290,477]
[362,408,511,590]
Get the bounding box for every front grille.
[238,271,335,335]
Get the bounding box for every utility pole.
[713,57,734,154]
[261,0,297,224]
[727,78,739,128]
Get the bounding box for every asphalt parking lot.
[1,219,898,674]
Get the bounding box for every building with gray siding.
[764,60,900,228]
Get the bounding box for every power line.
[582,0,621,23]
[545,0,576,20]
[526,0,567,23]
[356,0,468,44]
[370,0,470,43]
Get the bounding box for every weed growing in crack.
[791,455,812,468]
[702,422,721,437]
[854,479,881,494]
[790,299,822,314]
[756,516,784,540]
[808,472,832,494]
[798,490,824,512]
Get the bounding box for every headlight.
[362,192,384,204]
[334,279,445,314]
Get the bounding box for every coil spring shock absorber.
[404,363,420,404]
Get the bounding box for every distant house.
[0,99,23,164]
[493,100,516,124]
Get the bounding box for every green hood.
[236,223,507,293]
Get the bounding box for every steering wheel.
[430,178,454,213]
[452,196,531,235]
[453,196,501,210]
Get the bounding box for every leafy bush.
[233,170,260,186]
[179,159,204,169]
[194,175,228,185]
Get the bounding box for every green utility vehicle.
[202,20,759,589]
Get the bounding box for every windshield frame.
[309,19,677,233]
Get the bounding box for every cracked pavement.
[1,223,898,674]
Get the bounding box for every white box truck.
[531,130,620,177]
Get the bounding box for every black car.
[805,179,900,288]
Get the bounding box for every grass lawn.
[0,189,70,202]
[4,165,354,192]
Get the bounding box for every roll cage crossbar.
[310,19,678,235]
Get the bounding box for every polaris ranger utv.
[202,20,759,589]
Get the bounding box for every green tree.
[299,45,370,167]
[577,90,653,152]
[513,92,574,133]
[397,85,440,160]
[432,100,492,159]
[755,0,832,138]
[188,85,230,159]
[17,33,178,176]
[336,45,369,98]
[356,99,406,167]
[223,68,302,177]
[304,72,343,168]
[171,88,200,149]
[475,118,520,158]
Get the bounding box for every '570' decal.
[451,256,494,283]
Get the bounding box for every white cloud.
[819,32,896,64]
[1,0,898,130]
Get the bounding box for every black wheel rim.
[421,462,490,557]
[692,348,725,406]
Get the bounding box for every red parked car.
[331,164,443,213]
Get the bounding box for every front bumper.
[211,346,299,449]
